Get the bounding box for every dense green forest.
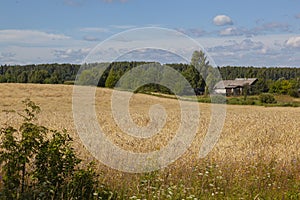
[1,62,300,97]
[0,63,79,84]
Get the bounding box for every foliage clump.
[259,93,277,104]
[288,89,300,98]
[0,99,112,199]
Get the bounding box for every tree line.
[0,63,79,84]
[1,53,300,96]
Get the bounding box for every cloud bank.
[0,30,70,43]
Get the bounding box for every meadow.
[1,83,300,199]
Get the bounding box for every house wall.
[214,89,226,94]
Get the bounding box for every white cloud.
[213,15,233,26]
[0,52,17,64]
[115,48,186,63]
[0,27,299,67]
[254,22,290,33]
[110,25,136,29]
[219,27,242,36]
[219,27,235,36]
[217,21,291,37]
[79,27,109,33]
[0,28,94,65]
[0,29,70,45]
[0,46,56,65]
[295,13,300,19]
[286,36,300,48]
[53,48,92,63]
[0,52,15,58]
[208,39,264,53]
[175,28,207,37]
[83,36,100,41]
[238,39,264,51]
[202,34,300,67]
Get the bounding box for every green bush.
[259,93,277,104]
[288,89,300,98]
[242,99,256,105]
[0,99,111,199]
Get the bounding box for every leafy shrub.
[259,93,277,104]
[288,89,300,98]
[0,99,109,199]
[242,99,255,105]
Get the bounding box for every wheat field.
[1,83,300,197]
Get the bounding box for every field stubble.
[1,83,300,198]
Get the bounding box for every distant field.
[1,83,300,198]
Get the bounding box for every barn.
[214,78,258,96]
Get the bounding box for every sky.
[0,0,300,67]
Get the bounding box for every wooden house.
[214,78,258,96]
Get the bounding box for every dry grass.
[275,94,300,104]
[1,83,300,198]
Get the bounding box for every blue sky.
[0,0,300,67]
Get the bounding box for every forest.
[1,60,300,97]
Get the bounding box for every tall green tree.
[191,50,215,95]
[105,67,120,88]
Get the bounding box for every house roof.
[214,78,258,89]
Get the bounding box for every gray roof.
[214,78,258,89]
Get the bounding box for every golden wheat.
[1,83,300,189]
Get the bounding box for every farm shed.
[214,78,258,96]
